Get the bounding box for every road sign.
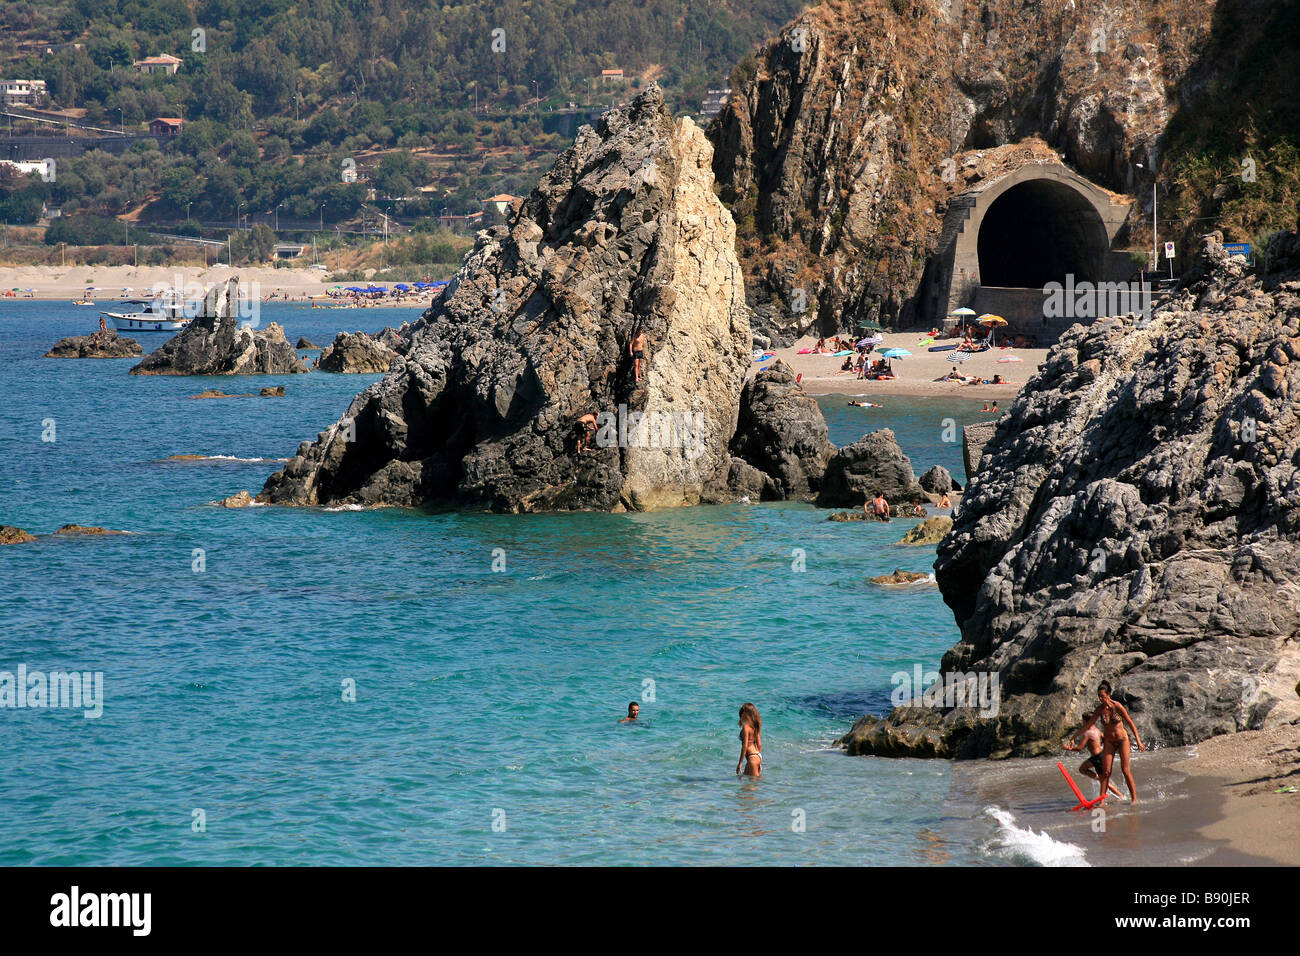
[1224,242,1251,258]
[1164,241,1175,259]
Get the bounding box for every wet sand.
[948,724,1300,865]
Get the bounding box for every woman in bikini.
[736,702,763,777]
[1077,680,1145,803]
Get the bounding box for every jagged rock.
[53,525,127,535]
[919,465,958,495]
[261,87,751,512]
[0,525,35,545]
[828,502,927,522]
[962,422,997,481]
[897,516,953,545]
[296,337,319,349]
[845,231,1300,758]
[130,278,307,376]
[44,329,142,358]
[219,491,253,508]
[131,318,306,375]
[869,569,933,586]
[316,331,402,373]
[729,360,834,499]
[816,429,928,508]
[376,323,413,354]
[260,386,285,397]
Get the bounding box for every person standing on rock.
[1075,681,1145,803]
[736,703,763,777]
[1063,710,1125,800]
[630,327,649,383]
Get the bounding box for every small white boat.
[101,298,190,332]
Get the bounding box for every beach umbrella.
[978,314,1008,325]
[950,350,975,363]
[857,335,883,346]
[997,355,1022,363]
[395,283,411,290]
[880,348,912,359]
[950,307,976,317]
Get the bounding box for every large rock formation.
[709,0,1218,339]
[44,329,142,358]
[816,429,927,508]
[843,231,1300,758]
[260,88,758,512]
[729,360,834,499]
[130,278,307,376]
[316,331,402,373]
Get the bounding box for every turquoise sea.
[0,299,1076,866]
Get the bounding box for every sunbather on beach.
[1063,710,1126,799]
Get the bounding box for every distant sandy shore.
[1173,724,1300,865]
[0,264,428,306]
[764,333,1048,400]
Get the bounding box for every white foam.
[982,806,1090,867]
[323,503,365,512]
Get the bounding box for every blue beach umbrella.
[880,348,912,359]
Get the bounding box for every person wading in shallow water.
[1063,710,1125,800]
[736,702,762,777]
[1074,681,1145,803]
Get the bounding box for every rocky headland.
[843,230,1300,758]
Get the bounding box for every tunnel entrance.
[976,179,1110,287]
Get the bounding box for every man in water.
[868,491,891,520]
[629,328,648,383]
[619,702,639,723]
[847,400,881,408]
[990,401,999,414]
[1063,711,1125,800]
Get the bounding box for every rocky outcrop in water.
[897,516,952,545]
[843,231,1300,759]
[816,429,927,508]
[919,466,957,495]
[296,337,319,349]
[261,88,757,512]
[316,331,402,373]
[0,526,35,545]
[130,278,307,376]
[44,329,142,358]
[729,360,834,500]
[53,525,128,536]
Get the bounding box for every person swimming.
[620,701,639,723]
[736,702,762,777]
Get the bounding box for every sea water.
[0,301,1228,866]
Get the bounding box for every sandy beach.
[0,264,427,306]
[766,333,1047,399]
[1173,724,1300,865]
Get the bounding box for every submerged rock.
[219,491,253,508]
[53,525,128,535]
[316,331,402,373]
[816,429,928,508]
[44,329,142,358]
[730,360,834,499]
[260,386,285,397]
[896,516,953,545]
[869,569,933,586]
[0,525,36,545]
[261,87,753,512]
[845,230,1300,758]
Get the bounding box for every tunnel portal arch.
[922,163,1132,332]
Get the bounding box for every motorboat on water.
[101,296,190,332]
